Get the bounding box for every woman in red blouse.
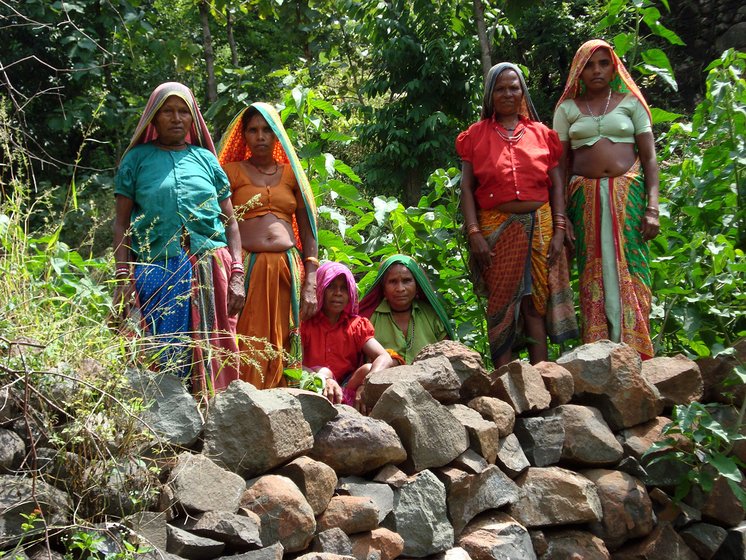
[302,261,393,410]
[456,62,578,367]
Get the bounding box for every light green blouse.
[370,299,448,364]
[553,94,651,150]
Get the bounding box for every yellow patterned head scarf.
[217,102,317,242]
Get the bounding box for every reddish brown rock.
[508,467,602,527]
[276,456,337,515]
[582,469,654,550]
[457,511,534,559]
[613,522,698,559]
[316,495,379,535]
[642,354,703,408]
[447,404,499,464]
[467,396,515,437]
[541,529,610,559]
[534,361,574,406]
[617,417,672,460]
[240,474,315,553]
[491,360,551,414]
[349,528,404,560]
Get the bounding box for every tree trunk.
[226,7,238,66]
[199,0,217,103]
[472,0,492,81]
[404,169,422,208]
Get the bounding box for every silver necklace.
[495,123,526,143]
[585,88,612,122]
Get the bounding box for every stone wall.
[1,339,745,559]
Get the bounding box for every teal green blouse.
[370,299,448,364]
[115,143,230,261]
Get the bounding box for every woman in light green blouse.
[359,254,454,364]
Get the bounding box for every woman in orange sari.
[553,40,660,359]
[217,103,318,388]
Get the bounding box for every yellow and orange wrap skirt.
[471,203,578,363]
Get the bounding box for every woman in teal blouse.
[112,82,245,395]
[359,254,454,364]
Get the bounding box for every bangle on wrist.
[466,223,481,236]
[304,256,320,266]
[115,266,130,279]
[645,206,659,215]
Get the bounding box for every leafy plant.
[651,50,746,357]
[645,398,746,508]
[283,368,324,393]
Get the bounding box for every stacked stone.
[1,339,745,560]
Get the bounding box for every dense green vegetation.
[1,0,745,530]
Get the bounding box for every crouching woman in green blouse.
[359,254,455,364]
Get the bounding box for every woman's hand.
[641,209,660,242]
[111,280,135,323]
[354,384,368,415]
[563,219,576,252]
[548,230,565,266]
[227,272,246,316]
[299,278,318,320]
[322,375,343,404]
[469,232,492,270]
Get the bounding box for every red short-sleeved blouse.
[302,313,376,382]
[455,117,562,210]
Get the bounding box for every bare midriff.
[496,199,545,213]
[572,138,637,178]
[238,213,295,253]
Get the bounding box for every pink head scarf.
[315,261,359,317]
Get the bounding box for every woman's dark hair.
[241,106,262,132]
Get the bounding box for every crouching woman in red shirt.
[302,261,393,410]
[456,62,578,368]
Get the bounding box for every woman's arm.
[219,197,246,316]
[547,166,567,265]
[112,195,135,320]
[460,161,491,269]
[295,191,318,320]
[636,131,660,242]
[346,337,393,391]
[555,140,575,250]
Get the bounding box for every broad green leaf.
[650,107,683,124]
[641,49,678,91]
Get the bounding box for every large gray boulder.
[544,405,624,466]
[165,452,246,515]
[0,475,72,547]
[557,341,663,430]
[310,406,406,476]
[382,469,454,557]
[437,465,521,535]
[202,381,314,478]
[370,381,469,472]
[127,369,203,447]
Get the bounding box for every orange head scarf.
[555,39,651,123]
